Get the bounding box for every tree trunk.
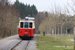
[51,28,52,38]
[55,27,56,41]
[74,25,75,50]
[49,28,51,37]
[65,27,67,48]
[61,26,62,43]
[58,27,59,40]
[52,29,54,38]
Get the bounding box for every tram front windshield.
[20,22,23,28]
[20,22,33,28]
[24,22,28,28]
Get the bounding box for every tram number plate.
[25,32,28,33]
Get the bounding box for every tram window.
[24,22,28,28]
[29,22,33,28]
[20,22,23,28]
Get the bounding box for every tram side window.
[24,22,28,28]
[29,22,33,28]
[20,22,23,28]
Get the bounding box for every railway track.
[11,40,22,50]
[25,40,30,50]
[11,40,30,50]
[1,34,37,50]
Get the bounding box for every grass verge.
[36,34,73,50]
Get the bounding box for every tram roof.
[19,19,34,22]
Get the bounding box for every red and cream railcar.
[18,19,35,39]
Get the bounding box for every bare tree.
[59,14,65,43]
[0,0,19,38]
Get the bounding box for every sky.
[9,0,73,13]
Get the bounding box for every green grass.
[36,34,74,50]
